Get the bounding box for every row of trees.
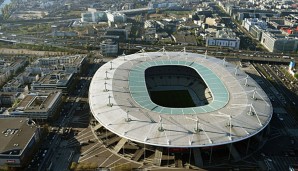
[1,0,19,20]
[1,3,13,20]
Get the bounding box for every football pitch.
[150,90,195,108]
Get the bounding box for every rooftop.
[217,28,239,39]
[89,52,273,147]
[35,70,72,86]
[0,118,37,155]
[13,91,61,113]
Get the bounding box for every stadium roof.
[129,60,229,114]
[89,51,273,147]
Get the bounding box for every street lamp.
[108,94,112,107]
[105,71,108,80]
[104,81,108,92]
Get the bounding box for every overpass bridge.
[118,7,154,15]
[0,38,18,44]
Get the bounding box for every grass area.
[150,90,195,108]
[1,23,52,34]
[7,43,73,52]
[163,10,191,16]
[256,64,273,81]
[64,10,82,18]
[0,43,81,54]
[279,66,297,82]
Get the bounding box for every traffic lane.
[259,64,290,106]
[52,148,72,171]
[264,64,297,106]
[251,63,285,106]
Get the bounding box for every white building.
[36,55,86,73]
[81,11,107,23]
[31,71,74,93]
[206,28,240,49]
[100,39,119,57]
[9,91,62,120]
[242,18,267,32]
[261,32,298,52]
[2,79,29,93]
[106,12,126,23]
[144,20,156,29]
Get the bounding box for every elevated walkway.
[124,144,139,150]
[132,149,145,161]
[97,131,114,139]
[105,136,121,146]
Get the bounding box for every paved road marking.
[81,142,101,156]
[106,157,122,168]
[99,154,113,167]
[79,149,108,163]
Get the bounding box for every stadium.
[89,50,272,168]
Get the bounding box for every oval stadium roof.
[89,52,273,147]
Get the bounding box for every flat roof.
[0,118,37,155]
[14,91,61,112]
[89,52,273,147]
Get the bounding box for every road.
[257,63,297,106]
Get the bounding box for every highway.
[1,29,298,63]
[256,63,297,106]
[120,43,298,63]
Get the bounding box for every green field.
[150,90,195,108]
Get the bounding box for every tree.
[156,8,161,14]
[70,162,77,170]
[135,15,142,23]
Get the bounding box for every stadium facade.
[89,51,272,168]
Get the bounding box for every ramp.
[132,149,145,161]
[93,124,102,131]
[124,144,139,150]
[98,132,114,139]
[114,138,127,153]
[105,136,121,146]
